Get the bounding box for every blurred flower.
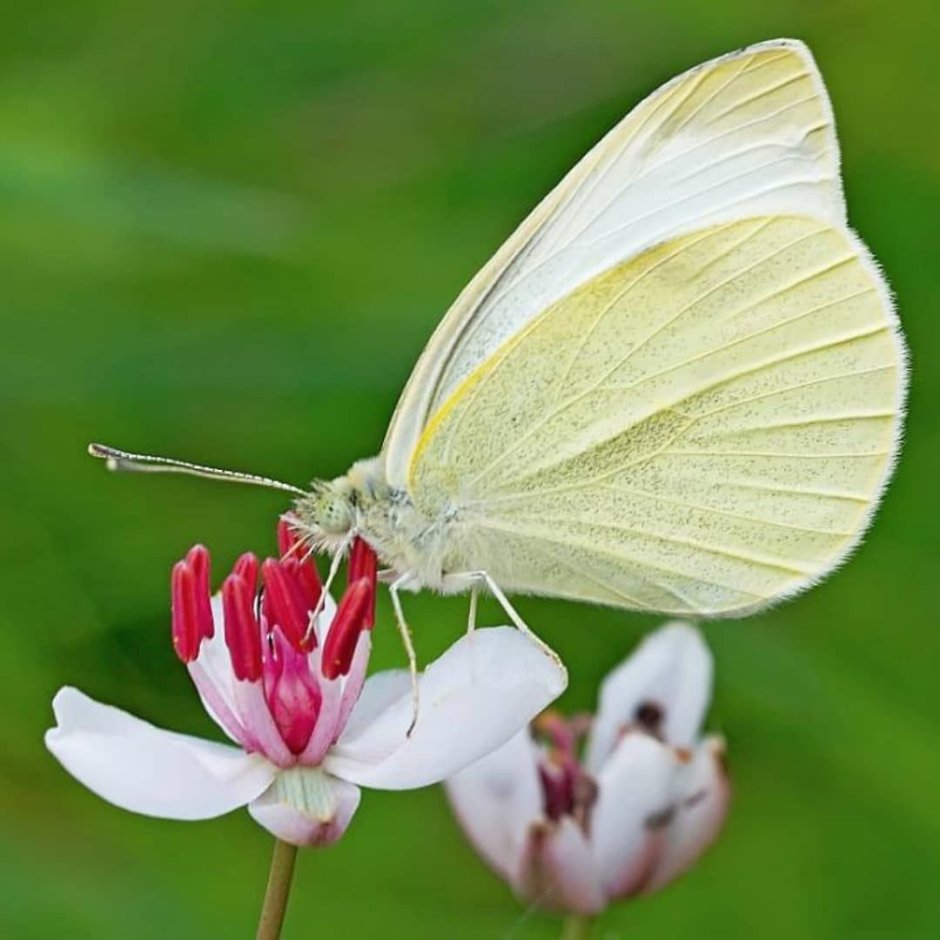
[46,520,566,847]
[446,622,728,915]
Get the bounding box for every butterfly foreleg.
[303,531,353,646]
[388,572,420,737]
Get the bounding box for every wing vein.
[487,513,812,574]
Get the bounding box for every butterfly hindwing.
[408,215,903,616]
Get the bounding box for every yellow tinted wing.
[409,216,904,616]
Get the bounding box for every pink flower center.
[534,711,597,831]
[171,517,378,757]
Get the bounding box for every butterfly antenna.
[87,442,307,496]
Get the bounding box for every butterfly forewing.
[382,39,846,488]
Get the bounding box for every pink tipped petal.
[45,688,275,819]
[645,736,731,892]
[324,627,567,790]
[297,669,343,766]
[517,818,605,916]
[591,731,684,900]
[248,767,361,847]
[188,659,250,747]
[333,631,373,736]
[445,729,543,883]
[585,622,712,772]
[186,595,246,743]
[231,680,294,768]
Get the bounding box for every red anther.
[185,545,214,641]
[277,517,301,558]
[348,538,377,628]
[534,711,577,755]
[171,561,200,662]
[222,574,263,682]
[233,552,259,593]
[282,557,322,613]
[321,578,372,680]
[277,516,323,610]
[261,558,315,651]
[264,629,322,754]
[538,761,575,822]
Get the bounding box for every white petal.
[249,767,361,847]
[231,679,294,767]
[645,736,730,891]
[324,627,567,790]
[189,595,243,740]
[517,818,606,915]
[309,591,338,646]
[445,729,543,882]
[590,731,684,900]
[337,667,411,741]
[333,631,375,734]
[45,688,275,819]
[585,622,712,771]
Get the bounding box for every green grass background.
[1,1,937,936]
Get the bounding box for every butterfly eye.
[314,491,355,535]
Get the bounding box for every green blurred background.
[1,1,937,936]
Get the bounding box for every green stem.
[561,914,594,940]
[256,839,298,940]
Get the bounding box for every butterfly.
[93,38,906,666]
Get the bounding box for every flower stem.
[256,839,298,940]
[561,915,594,940]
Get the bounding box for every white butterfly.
[94,39,906,665]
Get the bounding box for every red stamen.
[264,628,322,754]
[282,556,322,613]
[261,558,315,651]
[539,761,575,821]
[321,578,372,680]
[277,517,323,611]
[534,711,577,754]
[222,574,263,682]
[185,545,214,641]
[171,561,200,662]
[347,538,377,628]
[277,516,300,558]
[233,552,259,593]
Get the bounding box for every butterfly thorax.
[293,457,457,590]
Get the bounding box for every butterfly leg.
[389,573,420,736]
[448,570,564,672]
[466,583,479,634]
[303,531,353,646]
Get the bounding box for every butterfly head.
[292,457,389,554]
[293,478,357,551]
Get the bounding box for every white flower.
[46,521,567,847]
[445,622,729,915]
